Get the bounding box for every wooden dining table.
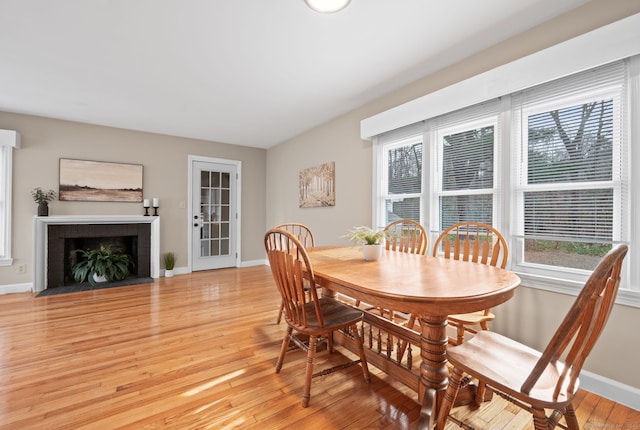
[306,246,521,430]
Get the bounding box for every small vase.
[37,202,49,216]
[165,269,175,278]
[362,244,383,261]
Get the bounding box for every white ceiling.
[0,0,591,149]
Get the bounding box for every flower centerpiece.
[344,226,389,261]
[31,187,57,216]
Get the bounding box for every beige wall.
[265,0,640,390]
[0,112,267,286]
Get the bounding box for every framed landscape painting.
[299,161,335,208]
[59,158,143,202]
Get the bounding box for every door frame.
[187,154,242,271]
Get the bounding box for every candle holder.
[143,199,150,216]
[153,206,159,216]
[153,199,159,216]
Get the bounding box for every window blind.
[514,59,627,243]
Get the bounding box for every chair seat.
[446,330,575,408]
[448,310,495,325]
[288,297,364,335]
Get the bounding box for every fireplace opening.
[47,223,151,288]
[65,236,139,285]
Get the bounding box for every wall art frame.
[299,161,335,208]
[59,158,143,202]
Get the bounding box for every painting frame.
[299,161,335,208]
[59,158,143,202]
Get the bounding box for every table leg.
[417,314,448,430]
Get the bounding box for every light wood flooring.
[0,266,637,429]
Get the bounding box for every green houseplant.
[31,187,56,216]
[344,226,389,245]
[163,252,176,278]
[344,226,390,261]
[71,244,134,285]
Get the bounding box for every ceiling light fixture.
[304,0,351,14]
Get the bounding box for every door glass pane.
[221,206,229,222]
[212,172,220,188]
[221,223,229,238]
[221,239,229,255]
[200,171,210,187]
[200,224,210,239]
[222,172,230,188]
[200,240,210,257]
[211,239,220,256]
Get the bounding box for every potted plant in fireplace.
[71,244,134,285]
[31,187,56,216]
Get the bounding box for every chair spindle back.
[384,219,428,255]
[265,228,323,329]
[433,222,508,269]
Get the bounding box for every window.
[374,56,637,298]
[430,100,502,232]
[0,143,13,266]
[513,60,627,280]
[375,123,424,227]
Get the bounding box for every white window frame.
[372,56,640,307]
[378,135,424,228]
[430,116,500,233]
[512,88,625,284]
[0,144,13,266]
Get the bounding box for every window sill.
[514,271,640,308]
[0,257,13,267]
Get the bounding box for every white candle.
[143,199,150,208]
[153,198,159,207]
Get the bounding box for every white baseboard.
[239,259,267,267]
[159,261,265,276]
[0,282,33,294]
[161,266,190,277]
[580,370,640,410]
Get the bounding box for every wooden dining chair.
[431,222,508,345]
[273,223,315,324]
[264,228,371,407]
[274,222,315,248]
[384,219,428,255]
[437,244,628,430]
[355,219,428,323]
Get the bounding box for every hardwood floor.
[0,266,637,429]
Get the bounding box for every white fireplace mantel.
[33,215,160,292]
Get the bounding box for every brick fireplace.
[34,215,160,292]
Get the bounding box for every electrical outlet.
[16,263,26,274]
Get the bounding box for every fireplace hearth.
[34,215,160,292]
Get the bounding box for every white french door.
[190,158,239,271]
